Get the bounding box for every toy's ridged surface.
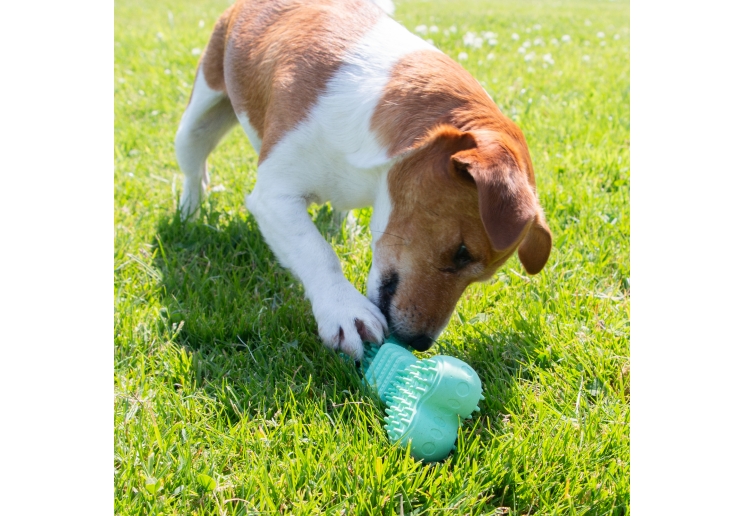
[362,340,484,462]
[363,343,417,405]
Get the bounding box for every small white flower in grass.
[561,34,571,42]
[597,31,605,38]
[426,38,434,45]
[429,25,439,33]
[443,29,450,36]
[524,51,536,62]
[512,33,520,40]
[151,110,159,116]
[164,68,171,75]
[614,34,620,40]
[584,19,592,26]
[211,184,226,192]
[550,38,559,45]
[527,66,535,73]
[449,25,457,33]
[118,78,125,83]
[487,53,495,60]
[198,19,205,29]
[534,37,544,46]
[582,55,590,62]
[600,41,606,47]
[518,47,526,54]
[520,88,526,95]
[525,27,532,33]
[415,24,428,35]
[522,40,531,48]
[534,24,542,30]
[156,32,164,41]
[543,53,554,65]
[458,52,468,61]
[463,32,483,48]
[191,48,201,55]
[482,31,496,39]
[488,38,497,46]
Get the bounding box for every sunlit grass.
[115,0,629,513]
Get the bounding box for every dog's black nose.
[407,334,434,351]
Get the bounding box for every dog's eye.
[453,244,472,269]
[438,244,473,274]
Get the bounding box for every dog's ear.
[421,124,478,164]
[518,208,552,274]
[451,144,539,252]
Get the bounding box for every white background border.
[2,0,743,513]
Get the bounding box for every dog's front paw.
[313,284,388,360]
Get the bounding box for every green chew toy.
[361,336,484,462]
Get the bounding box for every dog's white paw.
[313,283,388,360]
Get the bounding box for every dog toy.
[361,336,484,462]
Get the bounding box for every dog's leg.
[175,66,237,219]
[247,183,387,360]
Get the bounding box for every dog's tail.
[368,0,394,15]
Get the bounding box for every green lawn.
[114,0,629,513]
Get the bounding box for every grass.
[114,0,629,513]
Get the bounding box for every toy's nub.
[362,338,484,462]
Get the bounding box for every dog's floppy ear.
[451,144,538,252]
[518,208,552,274]
[422,124,478,163]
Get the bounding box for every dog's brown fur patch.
[371,50,530,168]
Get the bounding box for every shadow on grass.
[151,208,542,457]
[151,209,377,424]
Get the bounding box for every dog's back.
[200,0,394,161]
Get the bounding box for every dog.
[175,0,552,360]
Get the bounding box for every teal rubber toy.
[362,337,484,462]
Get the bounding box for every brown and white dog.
[175,0,552,359]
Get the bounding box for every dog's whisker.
[369,229,406,241]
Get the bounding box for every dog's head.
[367,124,552,350]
